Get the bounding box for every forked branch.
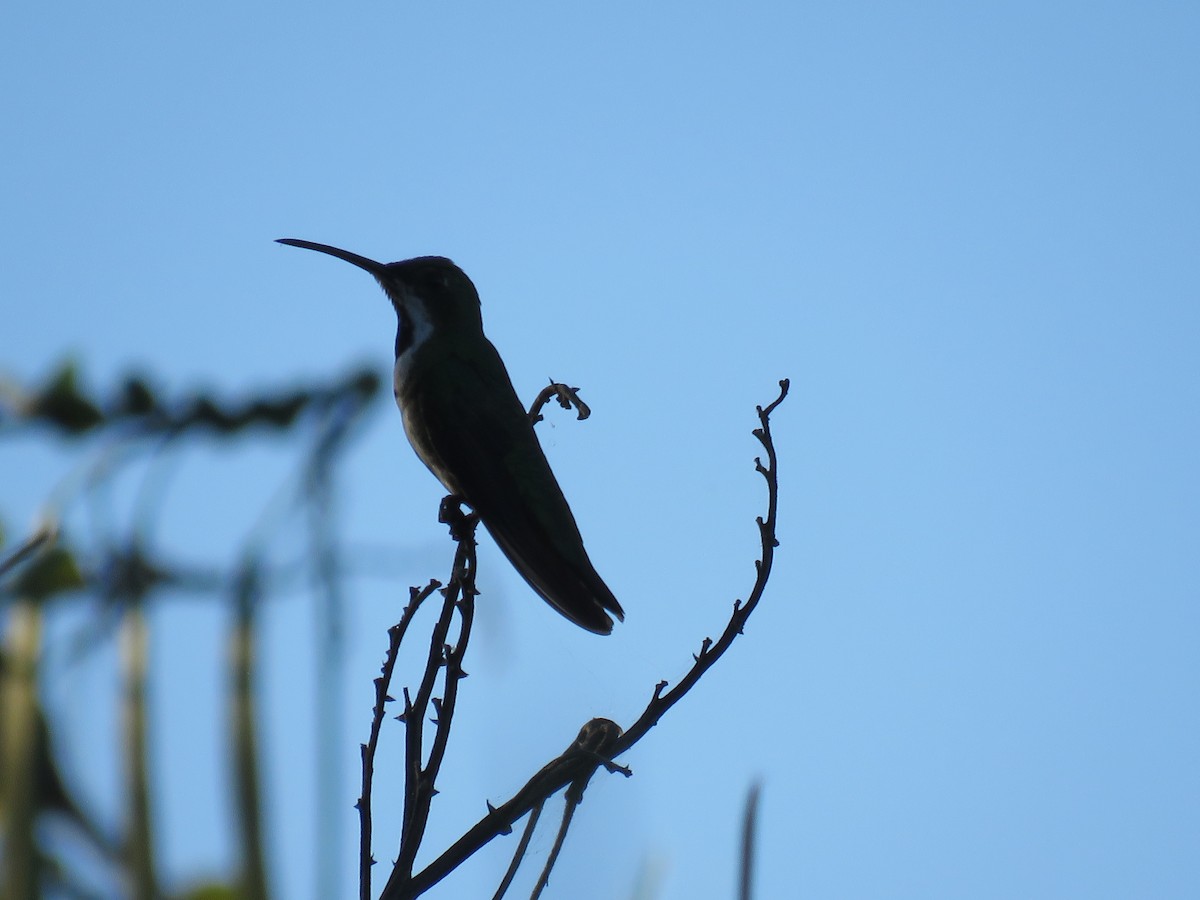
[374,379,789,899]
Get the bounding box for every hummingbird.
[277,239,625,634]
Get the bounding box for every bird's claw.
[438,495,478,542]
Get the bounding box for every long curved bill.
[276,238,387,277]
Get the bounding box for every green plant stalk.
[2,600,43,900]
[231,568,270,900]
[120,602,158,900]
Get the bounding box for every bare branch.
[531,718,624,899]
[490,803,544,900]
[612,378,789,751]
[387,379,788,898]
[367,496,480,899]
[359,580,442,900]
[530,796,577,900]
[390,526,478,889]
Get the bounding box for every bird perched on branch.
[278,239,624,634]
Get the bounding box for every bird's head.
[276,239,483,354]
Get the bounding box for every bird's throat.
[390,292,435,390]
[394,309,414,357]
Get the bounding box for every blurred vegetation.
[3,361,783,899]
[1,359,382,899]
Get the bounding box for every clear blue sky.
[4,2,1198,898]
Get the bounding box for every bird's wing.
[404,339,624,634]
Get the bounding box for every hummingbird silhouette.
[278,239,625,634]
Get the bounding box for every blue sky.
[3,2,1199,898]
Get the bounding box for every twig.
[530,798,577,900]
[610,379,788,752]
[531,719,623,899]
[381,511,479,898]
[396,716,626,896]
[491,803,544,900]
[359,580,442,900]
[420,545,476,803]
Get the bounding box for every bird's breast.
[393,354,463,496]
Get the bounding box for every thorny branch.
[611,379,789,750]
[358,579,441,900]
[391,525,477,894]
[365,379,789,899]
[361,505,479,900]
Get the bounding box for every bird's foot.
[438,495,478,542]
